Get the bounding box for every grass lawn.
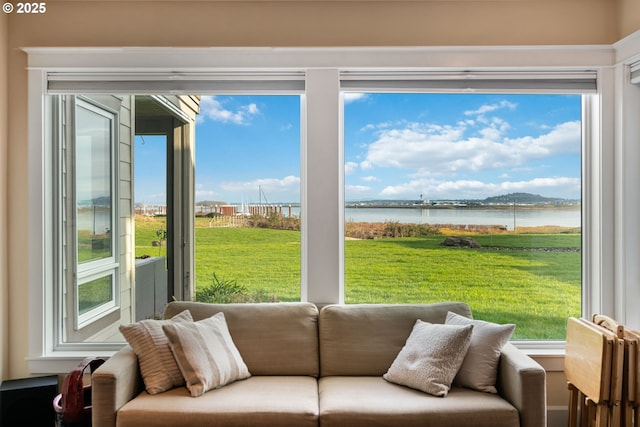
[135,216,581,340]
[344,235,580,339]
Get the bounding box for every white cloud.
[360,120,406,133]
[198,96,260,125]
[246,104,259,114]
[361,119,580,175]
[344,93,368,104]
[196,189,218,200]
[346,184,373,197]
[464,100,517,118]
[345,161,359,175]
[501,176,580,192]
[361,176,379,182]
[360,160,374,170]
[379,176,580,200]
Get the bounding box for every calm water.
[344,207,580,229]
[97,204,581,231]
[246,205,580,229]
[77,207,112,235]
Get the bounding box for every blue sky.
[134,93,581,205]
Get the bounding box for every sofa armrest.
[497,344,547,427]
[92,347,143,427]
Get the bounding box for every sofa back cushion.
[319,302,473,376]
[164,301,319,377]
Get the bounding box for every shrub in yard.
[344,221,440,239]
[195,273,279,303]
[246,213,300,231]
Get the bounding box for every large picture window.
[27,47,623,373]
[343,93,583,340]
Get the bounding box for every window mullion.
[302,69,343,304]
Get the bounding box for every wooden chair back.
[566,317,624,427]
[566,315,638,427]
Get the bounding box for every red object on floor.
[53,357,105,426]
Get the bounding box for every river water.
[344,207,581,229]
[98,204,581,231]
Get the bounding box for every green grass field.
[135,216,581,340]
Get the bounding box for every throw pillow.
[163,312,251,397]
[445,311,516,393]
[383,320,473,397]
[119,309,194,395]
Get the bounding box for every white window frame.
[25,45,637,374]
[69,97,120,329]
[76,270,117,328]
[339,87,590,336]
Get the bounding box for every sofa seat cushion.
[116,376,318,427]
[318,376,520,427]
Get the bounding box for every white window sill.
[513,340,565,372]
[28,348,124,374]
[28,343,566,375]
[524,350,565,372]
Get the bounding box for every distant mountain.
[483,193,564,204]
[346,192,578,207]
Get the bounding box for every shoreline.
[345,204,581,210]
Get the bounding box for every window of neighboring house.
[343,92,583,340]
[58,96,120,338]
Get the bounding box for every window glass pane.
[75,102,114,263]
[133,135,168,256]
[194,95,301,303]
[343,93,582,340]
[78,274,113,316]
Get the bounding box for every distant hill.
[483,193,564,204]
[347,192,576,206]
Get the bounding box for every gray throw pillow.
[383,320,473,397]
[445,311,515,393]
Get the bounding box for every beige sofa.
[92,301,546,427]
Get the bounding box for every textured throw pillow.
[445,311,516,393]
[119,309,194,395]
[383,320,473,397]
[163,312,251,397]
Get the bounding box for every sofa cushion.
[164,301,319,376]
[318,376,520,427]
[319,302,473,376]
[446,311,516,393]
[117,376,319,427]
[163,312,251,397]
[118,309,193,394]
[383,320,473,397]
